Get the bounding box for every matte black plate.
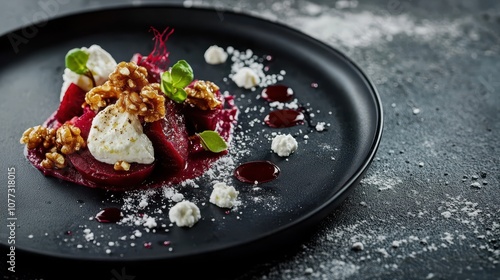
[0,4,382,277]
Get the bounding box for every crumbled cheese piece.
[204,45,228,65]
[232,67,260,89]
[143,217,157,229]
[171,193,184,203]
[60,44,117,100]
[315,122,326,131]
[209,182,240,208]
[168,201,201,228]
[271,134,298,157]
[87,104,155,165]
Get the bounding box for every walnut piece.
[85,61,165,122]
[56,123,86,155]
[85,81,119,111]
[42,152,66,169]
[109,61,149,92]
[115,83,165,123]
[185,80,222,110]
[20,124,85,169]
[114,160,131,171]
[20,125,56,150]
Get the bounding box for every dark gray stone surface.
[1,0,498,279]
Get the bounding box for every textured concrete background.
[1,0,499,279]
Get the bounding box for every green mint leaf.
[198,130,227,153]
[170,60,194,88]
[65,48,90,75]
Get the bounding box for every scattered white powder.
[376,248,390,258]
[351,241,364,251]
[470,182,481,189]
[441,211,452,218]
[226,46,285,89]
[171,193,185,202]
[209,182,240,208]
[271,134,298,157]
[361,173,402,191]
[168,200,201,228]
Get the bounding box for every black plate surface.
[0,4,382,277]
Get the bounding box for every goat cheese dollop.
[168,201,201,228]
[60,44,117,100]
[87,104,155,165]
[232,67,260,89]
[209,182,240,208]
[271,134,298,157]
[204,45,228,65]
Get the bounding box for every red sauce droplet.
[261,85,294,102]
[162,241,171,246]
[234,161,280,184]
[144,242,152,249]
[264,109,305,128]
[95,207,122,223]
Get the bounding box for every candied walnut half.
[114,160,131,171]
[41,152,66,169]
[56,124,86,155]
[85,81,120,111]
[109,61,149,93]
[85,62,150,112]
[115,83,166,123]
[185,80,222,110]
[20,125,56,150]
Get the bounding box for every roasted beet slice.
[54,83,87,123]
[183,106,221,133]
[144,99,189,173]
[182,82,224,133]
[67,149,155,189]
[71,107,96,140]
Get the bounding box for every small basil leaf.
[198,130,228,153]
[170,88,188,103]
[170,60,194,88]
[65,48,90,75]
[160,79,174,97]
[161,70,173,85]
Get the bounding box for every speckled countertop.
[1,0,499,279]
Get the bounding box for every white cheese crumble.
[143,217,157,229]
[60,44,117,100]
[231,67,260,89]
[209,182,240,208]
[315,122,327,131]
[271,134,298,157]
[168,201,201,228]
[87,104,155,165]
[204,45,228,65]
